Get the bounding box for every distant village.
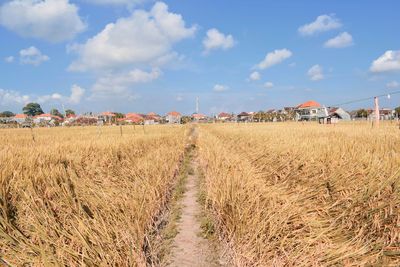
[1,100,399,128]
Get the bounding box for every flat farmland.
[0,125,187,266]
[1,122,400,266]
[197,122,400,266]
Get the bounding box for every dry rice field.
[0,125,187,266]
[198,122,400,266]
[1,122,400,266]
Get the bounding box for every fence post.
[374,96,380,127]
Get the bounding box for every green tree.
[181,116,192,124]
[114,112,125,119]
[395,106,400,118]
[356,109,368,118]
[23,103,44,116]
[50,108,64,118]
[65,109,75,116]
[0,111,15,117]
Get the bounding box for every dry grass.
[197,122,400,266]
[0,125,187,266]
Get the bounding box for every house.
[192,113,207,122]
[295,100,328,121]
[122,113,144,124]
[98,111,116,124]
[13,114,28,124]
[33,113,63,124]
[328,107,351,121]
[237,112,251,122]
[368,108,394,121]
[216,112,233,122]
[143,113,161,125]
[166,111,181,124]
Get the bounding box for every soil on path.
[167,129,220,267]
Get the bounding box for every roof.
[192,113,206,119]
[67,114,77,118]
[34,113,63,120]
[238,112,249,116]
[126,113,143,118]
[14,114,27,119]
[218,112,231,117]
[147,112,159,116]
[297,100,321,109]
[100,111,115,116]
[167,111,181,116]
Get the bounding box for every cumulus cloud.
[213,84,229,92]
[324,32,353,48]
[0,88,31,105]
[386,81,399,88]
[203,28,235,53]
[249,71,261,81]
[84,0,145,6]
[264,82,274,88]
[370,50,400,73]
[0,0,86,43]
[69,85,85,104]
[0,85,85,107]
[19,46,49,66]
[69,2,196,72]
[298,14,342,36]
[4,56,14,63]
[92,68,161,95]
[307,64,324,81]
[257,49,292,70]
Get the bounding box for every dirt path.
[167,129,220,267]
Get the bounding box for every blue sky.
[0,0,399,115]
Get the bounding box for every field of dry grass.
[198,122,400,266]
[0,125,187,266]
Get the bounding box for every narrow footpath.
[167,128,220,267]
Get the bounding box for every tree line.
[0,102,75,118]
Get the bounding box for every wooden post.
[30,127,35,142]
[374,97,380,127]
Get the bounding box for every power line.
[330,90,400,107]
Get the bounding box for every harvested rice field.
[197,122,400,266]
[1,122,400,266]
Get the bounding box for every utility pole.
[374,96,380,127]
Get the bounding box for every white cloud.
[264,82,274,88]
[298,14,342,36]
[92,68,161,95]
[203,28,235,53]
[0,0,86,43]
[386,81,399,88]
[176,95,183,101]
[249,71,261,81]
[0,85,85,107]
[69,2,196,72]
[4,56,14,63]
[370,50,400,73]
[69,85,85,104]
[19,46,49,66]
[307,64,324,81]
[324,32,353,48]
[84,0,145,6]
[257,49,292,70]
[213,84,229,92]
[0,89,31,105]
[288,62,296,67]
